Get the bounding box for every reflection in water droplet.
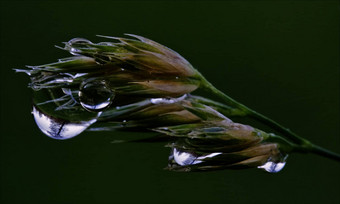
[79,80,115,112]
[258,161,286,173]
[32,106,98,140]
[150,94,187,105]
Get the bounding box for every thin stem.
[198,74,340,162]
[307,143,340,162]
[199,76,305,144]
[189,95,247,117]
[248,111,306,145]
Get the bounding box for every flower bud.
[166,136,287,173]
[18,35,201,99]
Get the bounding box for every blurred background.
[1,1,339,203]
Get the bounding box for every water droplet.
[120,120,128,127]
[32,106,97,140]
[258,161,286,173]
[172,148,222,166]
[68,38,92,44]
[79,80,115,112]
[150,94,187,104]
[257,154,288,173]
[173,148,201,166]
[97,42,113,46]
[67,38,92,55]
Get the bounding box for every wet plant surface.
[1,1,340,204]
[17,33,340,172]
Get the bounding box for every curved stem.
[198,74,340,162]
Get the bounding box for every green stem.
[189,95,247,117]
[198,74,340,162]
[306,143,340,162]
[199,76,304,143]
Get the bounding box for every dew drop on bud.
[67,38,92,55]
[173,148,201,166]
[68,38,92,45]
[32,106,97,140]
[79,80,115,112]
[171,148,222,166]
[258,160,287,173]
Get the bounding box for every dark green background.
[1,1,339,204]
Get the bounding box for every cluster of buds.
[87,94,290,172]
[17,34,340,173]
[21,35,201,97]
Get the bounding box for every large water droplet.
[79,80,115,112]
[32,106,98,140]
